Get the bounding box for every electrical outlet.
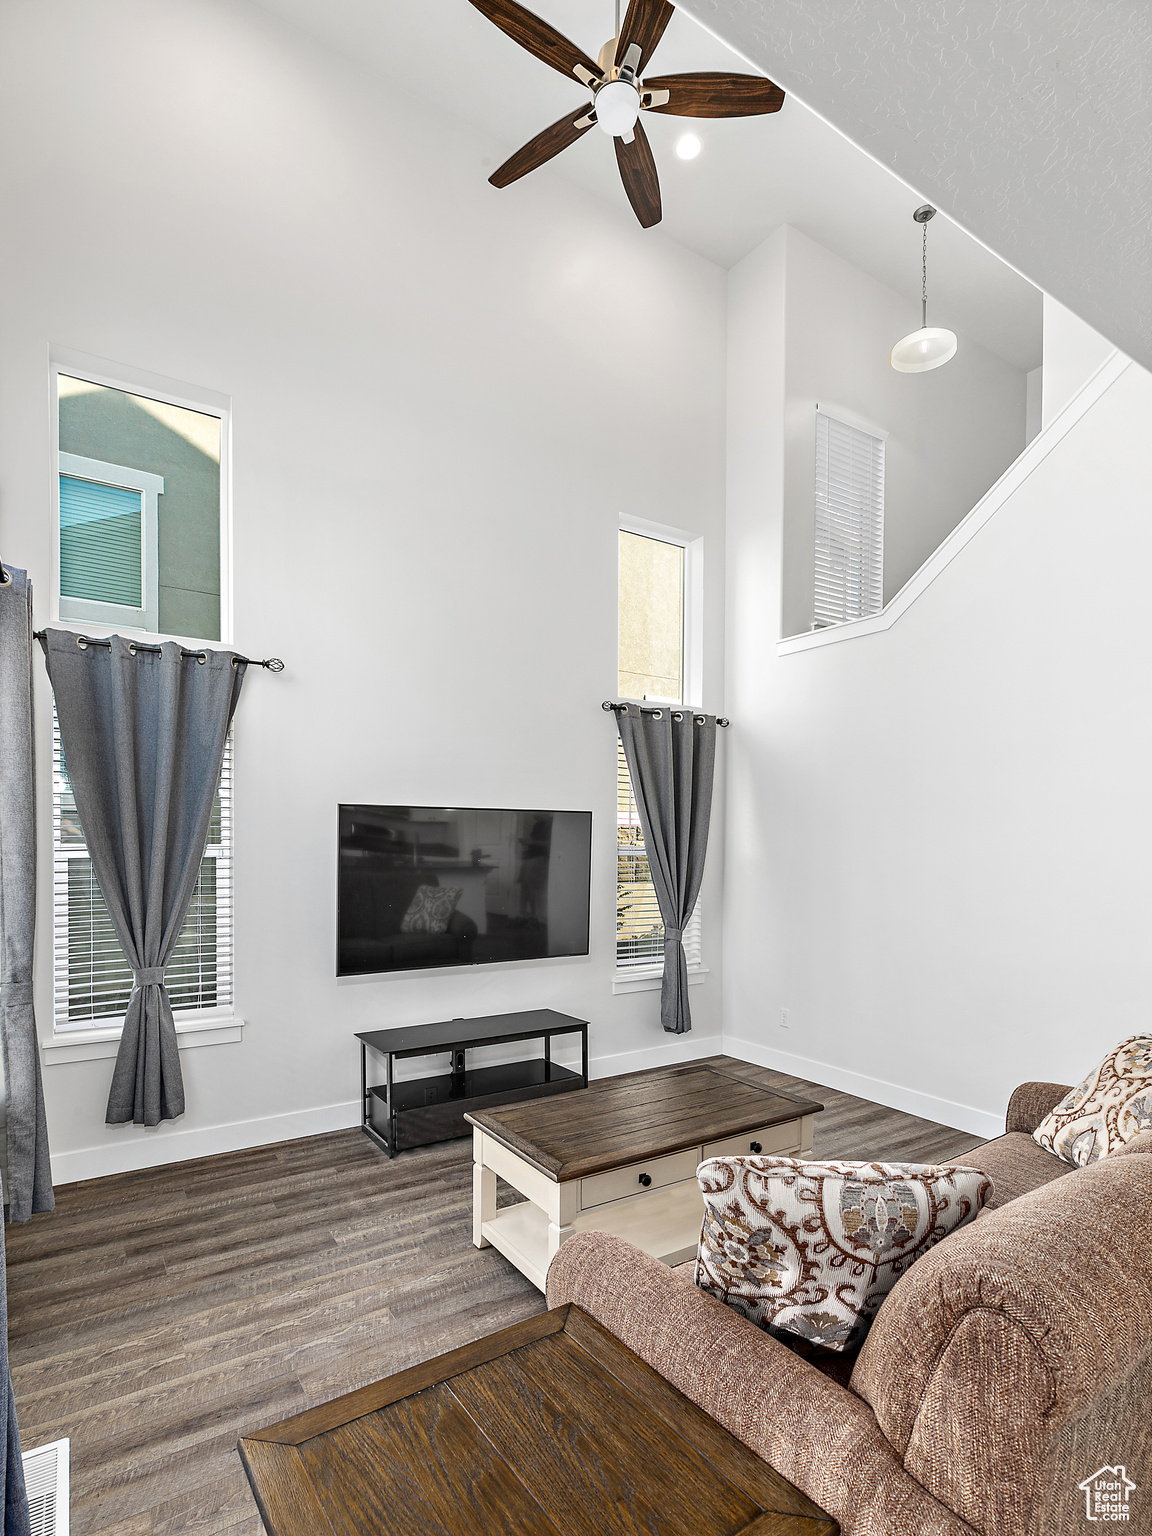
[780,1008,791,1030]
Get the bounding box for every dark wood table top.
[356,1008,588,1058]
[239,1304,838,1536]
[466,1057,824,1180]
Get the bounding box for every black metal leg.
[386,1051,395,1157]
[544,1033,552,1082]
[581,1025,588,1087]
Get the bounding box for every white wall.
[0,0,729,1182]
[726,229,1149,1136]
[777,226,1028,635]
[1043,298,1117,428]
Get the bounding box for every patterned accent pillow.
[1033,1035,1152,1166]
[695,1156,992,1353]
[398,885,462,935]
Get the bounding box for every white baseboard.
[48,1036,727,1183]
[723,1034,1003,1141]
[589,1033,723,1079]
[49,1099,362,1185]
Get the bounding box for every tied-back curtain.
[42,632,245,1126]
[616,704,717,1034]
[0,569,53,1222]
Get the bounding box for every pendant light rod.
[913,203,935,328]
[615,0,620,35]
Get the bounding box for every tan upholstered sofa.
[547,1081,1152,1536]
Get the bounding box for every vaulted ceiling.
[681,0,1151,370]
[250,0,1042,371]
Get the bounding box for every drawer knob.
[638,1172,652,1187]
[749,1141,763,1154]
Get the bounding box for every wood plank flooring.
[4,1060,986,1535]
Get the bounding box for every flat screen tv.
[337,805,592,976]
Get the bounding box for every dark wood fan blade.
[615,120,662,228]
[467,0,601,83]
[489,107,595,187]
[617,0,675,73]
[643,72,785,116]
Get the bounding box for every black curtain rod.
[33,631,284,672]
[602,700,729,727]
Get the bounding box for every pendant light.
[890,205,957,373]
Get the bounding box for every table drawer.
[580,1146,702,1210]
[702,1119,804,1162]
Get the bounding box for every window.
[52,711,234,1032]
[616,521,703,972]
[813,407,885,627]
[53,362,228,643]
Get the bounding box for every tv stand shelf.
[356,1009,588,1157]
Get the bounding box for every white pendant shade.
[889,326,958,373]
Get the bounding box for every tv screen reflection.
[337,805,592,976]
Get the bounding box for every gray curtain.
[617,703,717,1034]
[42,631,245,1126]
[0,569,53,1222]
[0,1173,30,1536]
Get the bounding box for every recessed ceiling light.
[675,133,702,161]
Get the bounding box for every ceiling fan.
[468,0,785,228]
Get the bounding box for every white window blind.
[52,711,233,1031]
[616,741,702,969]
[814,410,885,627]
[59,475,143,607]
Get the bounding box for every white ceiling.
[249,0,1042,371]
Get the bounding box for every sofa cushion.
[694,1156,991,1353]
[1033,1033,1152,1165]
[548,1231,980,1536]
[850,1151,1152,1536]
[966,1131,1071,1209]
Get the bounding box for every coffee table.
[238,1304,838,1535]
[467,1057,822,1292]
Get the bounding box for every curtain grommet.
[76,635,88,650]
[197,651,207,664]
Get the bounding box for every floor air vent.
[22,1438,69,1536]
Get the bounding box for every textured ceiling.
[678,0,1151,369]
[248,0,1041,370]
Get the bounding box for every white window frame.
[58,452,163,632]
[615,516,707,990]
[618,514,704,711]
[49,710,237,1044]
[813,403,886,629]
[49,346,233,647]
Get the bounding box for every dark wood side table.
[357,1008,588,1157]
[239,1303,838,1535]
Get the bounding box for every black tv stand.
[356,1008,588,1157]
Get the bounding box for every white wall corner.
[723,1034,1004,1142]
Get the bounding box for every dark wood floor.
[4,1059,986,1536]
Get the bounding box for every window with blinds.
[52,711,234,1031]
[616,740,702,969]
[59,475,143,607]
[813,410,885,627]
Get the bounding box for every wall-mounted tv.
[337,805,592,976]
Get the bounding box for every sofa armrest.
[547,1232,977,1536]
[1113,1128,1152,1158]
[1005,1080,1072,1134]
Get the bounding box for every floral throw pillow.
[398,885,462,935]
[1033,1035,1152,1167]
[694,1156,992,1353]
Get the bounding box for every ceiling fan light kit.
[468,0,786,228]
[890,205,958,373]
